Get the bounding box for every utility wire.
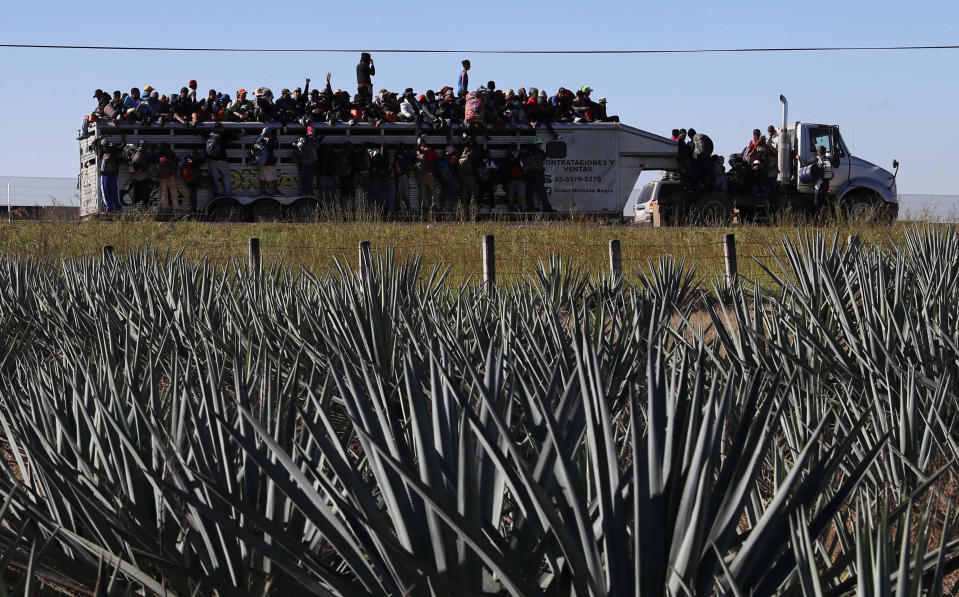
[1,43,959,54]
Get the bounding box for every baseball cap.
[532,138,544,145]
[281,88,290,94]
[143,85,154,92]
[189,79,197,86]
[581,86,594,94]
[237,88,247,95]
[294,87,302,93]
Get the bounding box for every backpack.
[477,160,491,182]
[130,148,147,172]
[250,138,270,166]
[205,133,223,158]
[157,155,176,178]
[416,149,434,175]
[99,152,118,175]
[295,137,317,164]
[179,161,198,183]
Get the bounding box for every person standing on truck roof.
[458,60,470,95]
[292,78,310,118]
[766,125,778,151]
[356,52,375,98]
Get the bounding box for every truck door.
[797,124,850,196]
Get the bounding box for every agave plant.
[0,229,956,595]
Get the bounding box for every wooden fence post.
[483,235,496,291]
[608,239,622,279]
[248,237,261,272]
[723,233,738,284]
[358,240,371,283]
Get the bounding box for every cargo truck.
[633,96,900,225]
[78,95,898,223]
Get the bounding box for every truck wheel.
[291,198,319,221]
[844,190,881,221]
[691,194,733,226]
[209,198,245,222]
[252,199,282,222]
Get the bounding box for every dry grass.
[0,216,914,285]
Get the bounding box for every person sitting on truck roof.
[274,88,299,126]
[571,89,592,122]
[253,88,276,123]
[594,97,618,122]
[172,87,200,127]
[226,89,255,121]
[79,90,110,139]
[199,89,221,121]
[122,88,146,123]
[292,78,310,116]
[766,125,778,151]
[744,129,767,163]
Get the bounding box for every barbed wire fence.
[97,232,870,290]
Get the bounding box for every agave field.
[0,227,958,596]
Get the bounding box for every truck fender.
[837,178,897,204]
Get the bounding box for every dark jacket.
[356,60,375,86]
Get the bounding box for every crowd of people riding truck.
[84,53,620,216]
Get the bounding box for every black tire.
[843,190,882,222]
[251,199,282,222]
[690,193,733,226]
[290,198,319,221]
[208,198,245,222]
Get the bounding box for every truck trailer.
[78,120,678,219]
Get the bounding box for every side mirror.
[892,159,899,170]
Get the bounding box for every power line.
[1,43,959,54]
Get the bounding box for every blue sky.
[1,0,956,196]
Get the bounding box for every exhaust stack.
[777,95,790,183]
